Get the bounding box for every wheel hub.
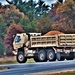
[18,54,24,61]
[40,53,44,60]
[49,52,53,59]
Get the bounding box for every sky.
[0,0,58,5]
[0,0,65,5]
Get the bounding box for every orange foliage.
[0,5,26,18]
[8,5,26,18]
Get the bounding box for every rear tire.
[34,53,39,62]
[38,50,47,62]
[16,51,27,63]
[56,52,64,61]
[47,49,56,61]
[66,52,74,60]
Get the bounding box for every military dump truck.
[13,33,75,63]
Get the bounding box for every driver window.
[14,36,20,42]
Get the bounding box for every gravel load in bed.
[44,30,64,36]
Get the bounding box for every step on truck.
[13,33,75,63]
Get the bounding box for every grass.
[35,72,75,75]
[27,58,35,63]
[34,70,75,75]
[0,67,8,70]
[0,61,18,64]
[0,57,35,64]
[0,57,35,70]
[0,56,18,64]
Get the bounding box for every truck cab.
[13,33,28,50]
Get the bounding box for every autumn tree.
[50,2,62,21]
[0,5,26,26]
[0,5,26,27]
[51,0,75,33]
[4,24,24,55]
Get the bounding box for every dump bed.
[58,34,75,47]
[30,34,75,48]
[30,35,57,48]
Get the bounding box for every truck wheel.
[34,53,39,62]
[56,53,64,61]
[38,50,47,62]
[66,57,74,60]
[66,52,74,60]
[47,49,56,61]
[16,52,27,63]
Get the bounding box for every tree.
[52,0,75,33]
[19,18,37,33]
[0,5,26,41]
[36,13,53,34]
[6,0,22,5]
[0,16,7,40]
[1,5,26,26]
[4,24,24,55]
[6,0,50,19]
[50,2,61,21]
[0,41,5,57]
[33,0,50,18]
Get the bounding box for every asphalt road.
[0,60,75,75]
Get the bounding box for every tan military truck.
[13,33,75,63]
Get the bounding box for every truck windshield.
[14,36,20,42]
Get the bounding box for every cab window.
[14,36,20,42]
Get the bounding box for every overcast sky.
[0,0,65,5]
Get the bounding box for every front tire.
[16,52,27,63]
